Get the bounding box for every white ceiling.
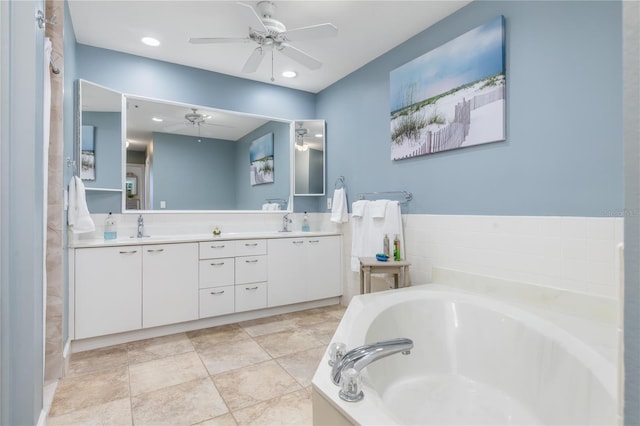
[68,0,470,94]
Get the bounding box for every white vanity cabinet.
[74,246,142,339]
[142,243,199,328]
[234,240,268,313]
[267,236,341,307]
[198,241,236,318]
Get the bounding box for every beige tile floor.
[48,304,346,426]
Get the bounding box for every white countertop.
[69,231,342,248]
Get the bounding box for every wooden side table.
[359,257,411,294]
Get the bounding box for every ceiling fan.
[189,1,338,80]
[295,122,309,151]
[163,108,232,136]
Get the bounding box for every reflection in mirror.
[294,120,325,196]
[125,96,293,211]
[79,80,123,190]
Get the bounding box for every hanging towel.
[351,200,367,218]
[68,176,95,234]
[330,188,348,224]
[350,200,404,272]
[262,202,280,211]
[370,200,388,218]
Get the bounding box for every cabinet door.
[75,246,142,339]
[306,237,342,300]
[267,238,307,306]
[143,243,198,328]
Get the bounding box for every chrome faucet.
[281,213,292,232]
[331,338,413,385]
[136,214,144,238]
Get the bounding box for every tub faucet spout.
[331,338,413,385]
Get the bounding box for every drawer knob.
[211,245,225,249]
[245,259,259,264]
[119,250,138,254]
[245,243,258,247]
[147,248,164,253]
[245,286,259,291]
[292,240,304,245]
[210,290,225,295]
[210,262,225,266]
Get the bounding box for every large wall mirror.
[78,80,299,213]
[293,120,325,196]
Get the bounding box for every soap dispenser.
[302,212,310,232]
[104,212,117,240]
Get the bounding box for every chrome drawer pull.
[147,248,164,253]
[210,262,225,266]
[210,290,225,295]
[119,250,137,254]
[308,240,320,244]
[245,243,258,247]
[292,240,304,245]
[210,245,225,249]
[245,259,259,263]
[245,286,259,291]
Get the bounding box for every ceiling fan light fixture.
[141,36,160,47]
[295,141,309,152]
[282,70,297,78]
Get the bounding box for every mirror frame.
[76,79,302,214]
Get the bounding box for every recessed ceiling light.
[282,71,297,78]
[141,37,160,47]
[151,117,163,122]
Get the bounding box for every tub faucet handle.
[339,368,364,402]
[328,342,347,366]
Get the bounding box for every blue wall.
[82,111,122,189]
[317,0,623,216]
[151,133,236,210]
[75,44,316,122]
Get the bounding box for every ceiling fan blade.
[189,37,251,44]
[242,47,265,73]
[283,23,338,41]
[201,121,235,129]
[237,2,268,33]
[279,43,322,70]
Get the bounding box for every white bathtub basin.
[312,285,617,425]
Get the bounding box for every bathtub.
[311,284,617,425]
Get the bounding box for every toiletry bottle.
[393,234,400,261]
[302,212,310,232]
[383,234,390,257]
[104,212,117,240]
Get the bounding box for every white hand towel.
[330,188,348,223]
[351,200,367,218]
[68,176,95,234]
[370,200,388,218]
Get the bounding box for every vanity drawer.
[235,282,267,312]
[199,258,234,288]
[200,241,235,259]
[199,285,235,318]
[235,255,267,284]
[235,239,266,256]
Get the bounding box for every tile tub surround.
[340,214,624,304]
[47,304,345,425]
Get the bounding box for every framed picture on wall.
[81,125,96,180]
[390,15,506,159]
[249,133,274,186]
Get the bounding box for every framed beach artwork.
[81,125,96,180]
[249,133,274,186]
[390,16,506,160]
